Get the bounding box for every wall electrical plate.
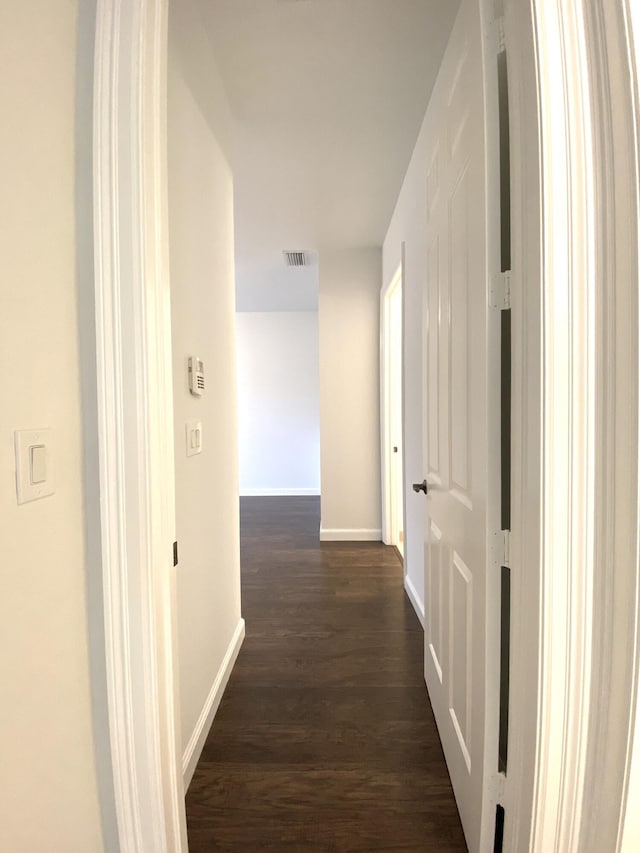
[185,420,202,457]
[14,428,55,504]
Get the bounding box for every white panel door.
[422,2,497,850]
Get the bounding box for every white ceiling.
[198,0,459,311]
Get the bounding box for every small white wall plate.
[185,420,203,457]
[14,428,55,504]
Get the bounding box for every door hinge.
[493,529,511,567]
[173,540,178,567]
[490,271,511,310]
[496,770,507,803]
[488,770,508,810]
[493,772,507,806]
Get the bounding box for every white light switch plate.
[185,420,202,457]
[15,428,55,504]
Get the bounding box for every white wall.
[237,312,320,495]
[236,262,318,312]
[319,248,382,540]
[168,0,243,783]
[383,88,434,620]
[0,3,106,850]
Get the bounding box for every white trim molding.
[618,7,640,851]
[319,528,382,542]
[529,3,596,851]
[505,0,640,850]
[93,0,186,850]
[404,575,425,628]
[380,260,405,549]
[183,619,245,790]
[578,3,640,851]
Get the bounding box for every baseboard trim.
[240,488,320,497]
[404,575,425,628]
[182,618,245,789]
[319,528,382,542]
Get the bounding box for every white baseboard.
[240,488,320,497]
[182,618,245,789]
[319,527,382,542]
[404,574,425,628]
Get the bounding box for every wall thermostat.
[188,357,205,397]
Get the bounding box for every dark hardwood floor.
[186,496,467,852]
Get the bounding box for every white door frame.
[380,254,406,553]
[505,1,640,851]
[91,0,640,850]
[93,0,187,850]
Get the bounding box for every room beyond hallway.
[185,497,466,851]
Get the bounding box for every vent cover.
[283,250,317,267]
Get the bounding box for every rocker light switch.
[15,429,55,504]
[30,445,47,484]
[185,420,202,457]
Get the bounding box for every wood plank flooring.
[186,496,467,852]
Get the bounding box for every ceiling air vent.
[283,250,310,267]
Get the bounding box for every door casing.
[505,1,640,851]
[381,258,406,558]
[93,0,186,850]
[91,0,640,851]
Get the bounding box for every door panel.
[427,520,444,682]
[450,549,472,771]
[427,234,440,479]
[422,2,496,850]
[449,163,471,498]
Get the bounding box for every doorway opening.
[381,260,405,560]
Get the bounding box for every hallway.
[186,497,467,851]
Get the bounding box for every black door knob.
[412,479,428,495]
